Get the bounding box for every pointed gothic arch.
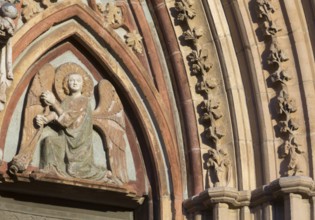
[0,1,184,219]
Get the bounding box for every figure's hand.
[35,115,48,127]
[41,91,56,106]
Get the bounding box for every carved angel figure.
[0,2,17,38]
[0,1,18,109]
[10,63,129,185]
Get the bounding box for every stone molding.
[183,176,314,212]
[152,0,204,195]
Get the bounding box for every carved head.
[0,2,18,19]
[63,73,86,95]
[65,73,83,94]
[55,63,94,100]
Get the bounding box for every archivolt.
[0,2,183,218]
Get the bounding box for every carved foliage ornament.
[97,2,123,27]
[174,0,196,21]
[10,63,129,185]
[183,27,203,43]
[124,30,143,54]
[22,0,58,22]
[254,0,303,176]
[256,0,281,36]
[97,2,143,54]
[173,0,230,187]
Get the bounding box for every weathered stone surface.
[0,0,313,219]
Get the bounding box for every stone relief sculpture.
[97,2,123,27]
[124,30,143,54]
[35,72,111,181]
[0,1,17,110]
[206,148,231,187]
[22,0,58,22]
[10,63,129,185]
[174,0,230,188]
[96,2,143,54]
[254,0,304,176]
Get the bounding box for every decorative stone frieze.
[256,0,281,36]
[173,0,230,187]
[254,0,303,176]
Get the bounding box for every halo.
[54,63,94,101]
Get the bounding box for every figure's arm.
[41,91,64,116]
[35,112,57,127]
[46,111,58,122]
[51,102,63,116]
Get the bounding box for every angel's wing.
[93,79,128,183]
[10,64,55,173]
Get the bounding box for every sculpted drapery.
[39,85,109,180]
[10,63,128,185]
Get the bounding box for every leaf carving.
[188,48,212,75]
[22,0,42,21]
[22,0,58,22]
[124,30,143,53]
[175,0,196,21]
